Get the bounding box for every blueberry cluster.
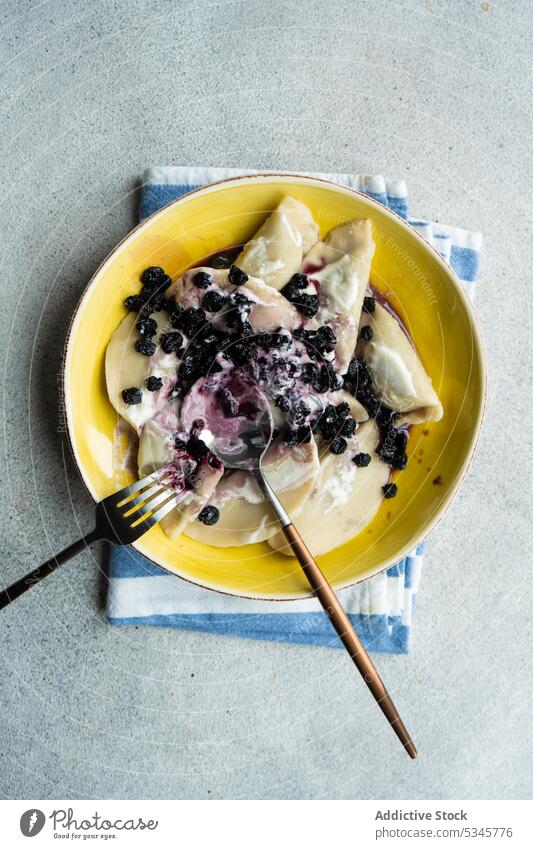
[124,266,173,316]
[376,408,408,471]
[314,402,356,454]
[282,401,356,455]
[343,355,406,490]
[281,273,319,318]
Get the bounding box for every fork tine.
[122,479,173,512]
[105,470,160,504]
[130,493,179,530]
[122,484,176,519]
[110,471,171,508]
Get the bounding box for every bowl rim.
[63,172,486,600]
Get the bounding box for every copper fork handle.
[282,522,417,759]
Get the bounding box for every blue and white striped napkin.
[107,166,482,653]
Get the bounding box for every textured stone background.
[0,0,531,799]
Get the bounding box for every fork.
[0,470,178,610]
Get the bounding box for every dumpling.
[304,218,374,268]
[235,196,319,290]
[137,402,223,540]
[267,419,390,558]
[303,220,375,373]
[160,460,224,540]
[184,439,319,547]
[357,302,443,424]
[137,401,181,479]
[105,311,180,431]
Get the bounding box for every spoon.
[188,379,417,759]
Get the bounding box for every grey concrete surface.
[0,0,531,800]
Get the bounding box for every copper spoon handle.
[255,469,417,759]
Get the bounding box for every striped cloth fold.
[107,166,482,653]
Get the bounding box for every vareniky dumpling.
[235,196,319,290]
[137,402,223,539]
[183,439,319,547]
[105,311,181,431]
[303,220,375,373]
[267,420,390,557]
[357,302,443,424]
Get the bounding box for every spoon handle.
[255,469,417,759]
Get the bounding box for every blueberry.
[178,358,198,380]
[121,387,142,405]
[294,293,319,318]
[353,452,371,467]
[141,266,166,287]
[361,394,380,418]
[322,404,338,425]
[296,425,312,444]
[268,331,291,351]
[160,332,184,354]
[377,408,399,429]
[198,505,220,525]
[161,298,175,313]
[347,358,372,388]
[275,394,290,412]
[145,376,163,391]
[283,430,299,447]
[378,444,396,464]
[341,417,357,438]
[360,325,373,341]
[292,400,311,425]
[229,343,253,365]
[181,308,207,337]
[229,290,251,310]
[383,483,398,499]
[136,317,158,337]
[135,338,156,356]
[288,272,309,290]
[312,366,331,394]
[186,437,209,460]
[124,295,143,312]
[329,436,348,455]
[193,271,212,289]
[141,292,164,312]
[320,423,337,441]
[281,283,319,318]
[335,402,350,420]
[301,362,320,385]
[391,452,408,470]
[363,296,376,313]
[317,325,337,349]
[202,290,227,312]
[228,265,248,286]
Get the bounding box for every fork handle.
[0,531,98,611]
[254,469,416,759]
[281,522,416,758]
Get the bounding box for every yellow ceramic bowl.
[64,174,485,599]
